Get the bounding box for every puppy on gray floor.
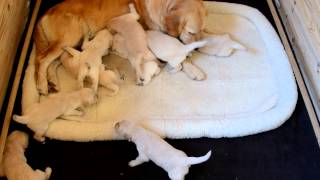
[13,88,97,142]
[115,120,211,180]
[0,131,51,180]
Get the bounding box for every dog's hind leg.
[37,43,64,95]
[47,59,61,92]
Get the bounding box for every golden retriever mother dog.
[34,0,207,95]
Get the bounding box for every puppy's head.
[114,120,135,139]
[165,0,207,44]
[7,131,29,149]
[138,60,161,86]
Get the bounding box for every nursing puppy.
[147,30,206,73]
[13,88,97,142]
[115,120,211,180]
[99,65,122,96]
[1,131,51,180]
[34,0,205,94]
[108,4,160,85]
[198,33,247,56]
[63,29,113,92]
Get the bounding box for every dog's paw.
[136,77,146,86]
[182,62,206,81]
[34,134,46,143]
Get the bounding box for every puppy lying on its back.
[1,131,51,180]
[63,29,113,92]
[13,88,97,142]
[115,120,211,180]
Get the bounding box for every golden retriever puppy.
[147,30,206,73]
[1,131,51,180]
[99,65,122,96]
[63,29,113,92]
[115,120,212,180]
[198,33,246,56]
[13,88,97,142]
[108,4,160,86]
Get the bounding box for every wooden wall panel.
[0,0,29,111]
[276,0,320,117]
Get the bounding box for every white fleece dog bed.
[22,1,297,141]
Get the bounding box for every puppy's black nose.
[139,78,145,82]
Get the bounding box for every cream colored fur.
[199,33,246,56]
[98,65,122,96]
[147,30,207,73]
[115,120,211,180]
[13,88,97,142]
[108,4,160,86]
[63,29,113,92]
[1,131,51,180]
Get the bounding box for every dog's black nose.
[139,78,145,82]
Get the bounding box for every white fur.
[198,33,246,56]
[98,65,122,96]
[115,120,211,180]
[108,4,160,86]
[147,30,206,73]
[1,131,51,180]
[63,29,113,92]
[13,88,97,142]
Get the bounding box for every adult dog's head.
[164,0,207,43]
[135,0,207,44]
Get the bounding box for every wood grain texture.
[0,0,42,163]
[0,0,29,111]
[267,0,320,146]
[276,0,320,117]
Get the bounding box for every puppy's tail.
[12,115,29,124]
[184,40,207,53]
[44,167,52,179]
[184,150,211,165]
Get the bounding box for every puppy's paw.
[165,64,182,74]
[128,160,140,167]
[34,134,46,143]
[136,77,145,86]
[182,62,206,81]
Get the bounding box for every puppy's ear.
[114,122,121,130]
